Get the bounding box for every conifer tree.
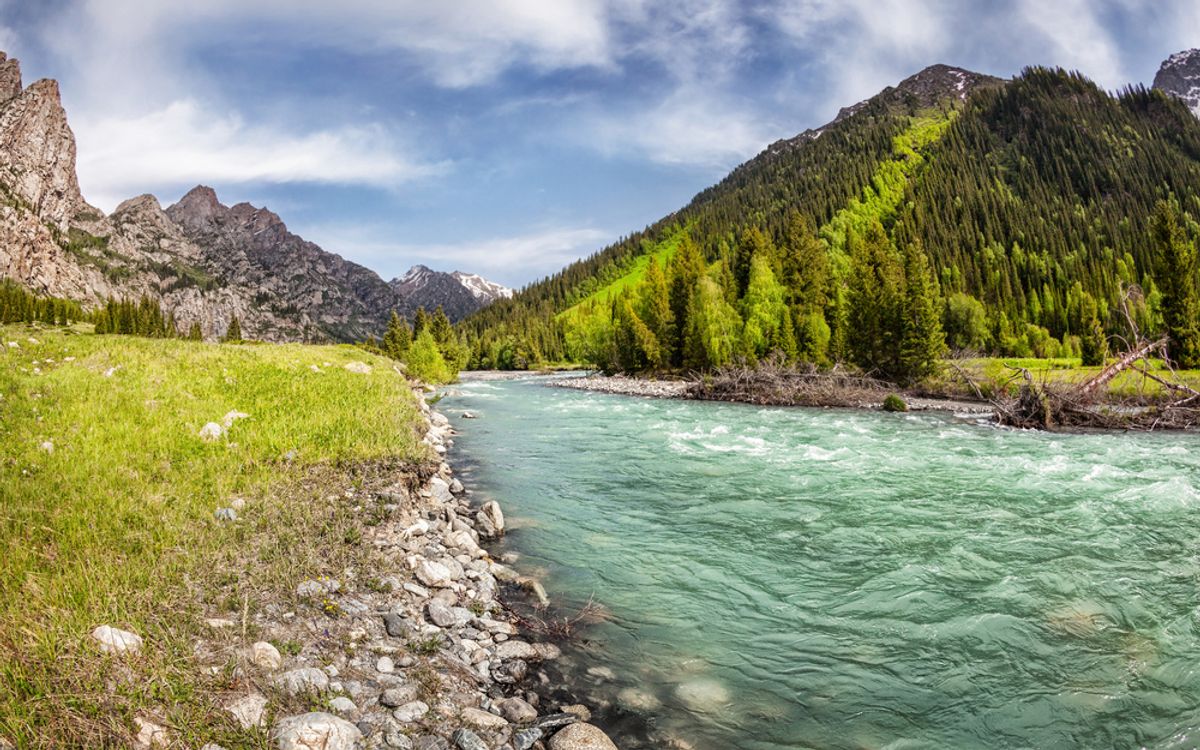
[412,307,431,338]
[1152,199,1200,368]
[223,315,242,343]
[638,258,674,365]
[847,222,903,375]
[668,234,706,366]
[740,254,788,361]
[898,241,946,381]
[685,276,742,369]
[188,322,203,341]
[382,310,412,359]
[781,210,829,311]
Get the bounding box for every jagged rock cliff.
[1154,48,1200,117]
[0,51,507,341]
[389,265,512,322]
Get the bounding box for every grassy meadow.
[951,356,1200,400]
[0,324,430,746]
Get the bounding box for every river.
[441,374,1200,750]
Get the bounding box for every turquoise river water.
[442,375,1200,750]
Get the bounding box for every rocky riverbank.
[94,383,617,750]
[542,372,993,415]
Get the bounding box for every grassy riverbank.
[0,323,429,746]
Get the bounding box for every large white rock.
[226,693,269,729]
[427,477,453,503]
[198,422,224,442]
[674,678,731,713]
[272,712,362,750]
[392,700,429,723]
[477,501,505,538]
[343,361,372,374]
[273,667,330,696]
[414,559,452,588]
[250,640,283,671]
[133,717,169,748]
[547,723,618,750]
[494,640,538,661]
[460,706,508,730]
[91,625,142,655]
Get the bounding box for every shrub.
[882,394,908,412]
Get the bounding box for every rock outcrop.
[1154,48,1200,117]
[390,265,512,321]
[0,50,509,341]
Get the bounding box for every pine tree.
[740,253,788,361]
[781,210,829,311]
[637,258,674,366]
[667,234,706,366]
[412,307,431,338]
[223,315,242,343]
[685,276,743,369]
[898,241,946,381]
[382,310,412,359]
[1152,199,1200,368]
[847,222,903,375]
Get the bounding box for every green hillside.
[461,66,1200,378]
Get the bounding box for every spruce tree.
[667,234,706,366]
[1152,199,1200,368]
[412,307,431,338]
[847,222,903,375]
[223,315,242,343]
[382,310,412,359]
[740,254,788,361]
[781,210,829,311]
[637,258,674,366]
[898,241,946,381]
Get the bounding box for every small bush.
[882,394,908,412]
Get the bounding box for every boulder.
[476,502,504,538]
[547,723,618,750]
[273,667,330,696]
[272,712,362,750]
[250,641,283,670]
[226,693,269,729]
[415,560,452,588]
[393,701,430,723]
[91,625,142,655]
[499,697,538,723]
[344,361,372,374]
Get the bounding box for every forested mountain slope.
[461,65,1200,373]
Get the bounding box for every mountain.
[0,50,505,340]
[463,62,1200,370]
[388,265,512,321]
[1154,48,1200,117]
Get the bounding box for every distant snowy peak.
[1154,48,1200,117]
[388,264,510,321]
[451,271,513,301]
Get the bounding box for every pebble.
[426,599,457,628]
[380,685,419,707]
[272,712,362,750]
[382,612,407,637]
[451,728,488,750]
[273,667,330,695]
[393,701,430,723]
[198,422,224,441]
[513,728,543,750]
[376,656,395,673]
[250,640,282,670]
[460,706,507,730]
[225,693,268,729]
[329,696,357,716]
[91,625,142,655]
[133,717,169,748]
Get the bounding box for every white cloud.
[1016,0,1125,88]
[73,100,444,211]
[588,87,779,168]
[303,224,613,286]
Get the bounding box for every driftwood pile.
[993,288,1200,431]
[689,357,890,407]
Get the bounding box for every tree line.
[362,305,467,384]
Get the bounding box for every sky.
[1,1,1198,288]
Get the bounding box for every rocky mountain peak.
[166,185,228,230]
[0,65,84,228]
[1153,48,1200,117]
[0,51,22,105]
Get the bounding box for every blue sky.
[1,1,1197,288]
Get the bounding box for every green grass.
[0,324,429,746]
[951,356,1200,400]
[558,229,686,321]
